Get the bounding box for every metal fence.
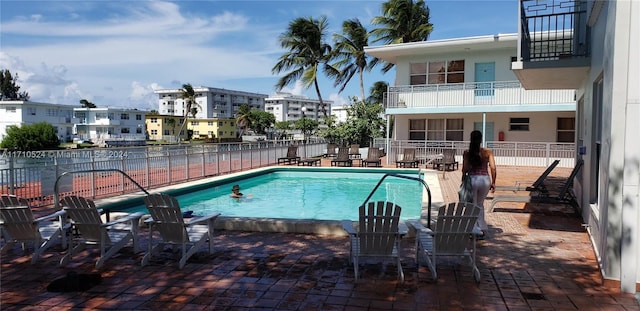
[374,139,576,168]
[0,140,326,208]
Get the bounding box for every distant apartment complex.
[265,92,333,123]
[188,118,237,141]
[144,114,186,142]
[0,100,77,142]
[73,107,147,146]
[155,87,268,119]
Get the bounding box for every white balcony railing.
[386,81,575,109]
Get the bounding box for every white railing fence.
[374,139,576,168]
[0,139,326,208]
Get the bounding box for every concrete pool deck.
[2,161,639,310]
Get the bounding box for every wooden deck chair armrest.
[103,212,144,227]
[398,222,409,236]
[405,219,434,235]
[34,210,67,223]
[187,213,221,226]
[341,220,357,235]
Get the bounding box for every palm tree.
[370,0,434,72]
[235,104,252,136]
[272,16,339,118]
[332,18,379,101]
[367,81,389,107]
[165,117,177,142]
[79,99,96,108]
[175,83,201,142]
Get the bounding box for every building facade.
[73,108,147,146]
[265,92,333,123]
[145,114,186,142]
[155,87,268,120]
[512,0,640,293]
[0,100,77,142]
[365,33,576,145]
[188,118,237,141]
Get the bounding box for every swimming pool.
[100,166,433,235]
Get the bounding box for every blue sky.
[0,0,517,111]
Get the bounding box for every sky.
[0,0,517,111]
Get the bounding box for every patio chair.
[348,144,361,159]
[395,148,419,168]
[489,159,583,212]
[434,149,458,171]
[324,143,337,158]
[406,202,481,282]
[143,193,220,269]
[277,145,300,165]
[361,147,382,167]
[59,196,143,268]
[341,201,407,282]
[0,195,67,264]
[495,159,561,193]
[331,147,352,167]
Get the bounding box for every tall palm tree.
[332,18,379,101]
[370,0,434,72]
[367,81,389,107]
[176,83,199,142]
[235,104,252,136]
[272,16,339,118]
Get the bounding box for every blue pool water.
[121,170,425,221]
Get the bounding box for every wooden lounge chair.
[495,159,561,193]
[406,202,481,282]
[361,147,382,167]
[395,148,419,168]
[348,144,361,159]
[331,147,352,167]
[277,145,300,165]
[434,149,458,171]
[342,201,407,282]
[324,143,337,158]
[59,196,144,268]
[489,159,584,212]
[143,193,220,269]
[0,195,67,264]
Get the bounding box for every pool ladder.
[362,172,433,228]
[53,169,150,221]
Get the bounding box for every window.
[136,127,142,134]
[151,129,158,135]
[136,114,142,120]
[164,130,170,135]
[150,118,158,123]
[509,117,530,131]
[426,119,444,140]
[410,60,465,85]
[27,107,36,115]
[446,118,464,141]
[96,113,107,119]
[409,119,426,140]
[47,109,58,116]
[121,128,130,134]
[5,107,16,113]
[120,113,129,120]
[557,117,575,142]
[191,121,199,126]
[208,121,214,126]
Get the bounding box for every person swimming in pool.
[230,184,243,198]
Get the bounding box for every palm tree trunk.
[313,79,327,118]
[359,69,365,101]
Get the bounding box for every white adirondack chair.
[0,195,67,264]
[59,196,143,268]
[142,193,220,269]
[406,202,482,282]
[342,201,407,282]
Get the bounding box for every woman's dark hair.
[468,130,483,167]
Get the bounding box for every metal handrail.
[361,173,433,228]
[53,169,149,212]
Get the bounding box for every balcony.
[512,0,590,89]
[385,81,575,113]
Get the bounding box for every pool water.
[125,171,424,221]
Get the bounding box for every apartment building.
[265,92,333,123]
[0,100,77,142]
[188,118,237,141]
[365,33,576,145]
[511,0,639,293]
[73,108,147,146]
[145,114,186,142]
[155,87,268,119]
